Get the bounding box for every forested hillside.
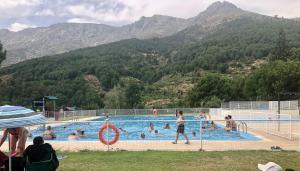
[0,12,300,109]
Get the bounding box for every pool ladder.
[237,121,247,133]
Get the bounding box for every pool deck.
[1,127,299,152]
[0,116,299,152]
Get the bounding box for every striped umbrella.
[0,105,47,171]
[0,105,46,128]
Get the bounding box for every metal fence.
[51,108,209,121]
[212,108,300,140]
[26,117,300,152]
[57,110,97,121]
[48,107,300,141]
[96,108,209,116]
[222,100,299,110]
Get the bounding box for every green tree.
[0,41,6,65]
[124,81,143,108]
[186,74,232,107]
[289,48,300,60]
[270,29,289,61]
[104,86,126,109]
[244,60,300,100]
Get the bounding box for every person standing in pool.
[148,122,155,132]
[172,111,190,144]
[43,125,56,140]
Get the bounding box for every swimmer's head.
[140,133,145,139]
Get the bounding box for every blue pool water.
[31,116,260,141]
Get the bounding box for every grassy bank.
[57,150,300,171]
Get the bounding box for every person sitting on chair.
[23,136,59,171]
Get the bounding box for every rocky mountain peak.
[206,1,238,12]
[203,1,241,15]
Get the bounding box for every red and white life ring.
[98,124,120,145]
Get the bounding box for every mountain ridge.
[0,1,295,66]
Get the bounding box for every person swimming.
[210,121,217,130]
[163,123,170,129]
[68,133,78,140]
[198,111,207,120]
[76,128,85,137]
[140,133,145,139]
[148,122,154,132]
[119,128,128,133]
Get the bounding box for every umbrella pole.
[8,134,12,171]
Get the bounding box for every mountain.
[0,1,250,66]
[1,7,300,109]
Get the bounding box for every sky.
[0,0,300,32]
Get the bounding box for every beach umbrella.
[0,105,47,171]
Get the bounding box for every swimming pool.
[31,116,260,141]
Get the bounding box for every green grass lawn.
[57,150,300,171]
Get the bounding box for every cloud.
[67,18,98,23]
[0,0,41,8]
[229,0,300,18]
[66,1,132,23]
[1,0,300,30]
[34,9,55,16]
[8,22,36,32]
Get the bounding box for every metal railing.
[42,107,300,141]
[24,116,300,152]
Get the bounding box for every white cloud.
[0,0,41,8]
[227,0,300,18]
[8,22,36,32]
[66,3,131,22]
[34,9,55,16]
[67,18,98,23]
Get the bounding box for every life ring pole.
[106,119,109,151]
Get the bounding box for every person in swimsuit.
[43,126,56,140]
[175,109,179,117]
[172,111,190,144]
[224,116,231,131]
[163,123,170,129]
[228,115,237,131]
[152,108,158,117]
[0,127,28,156]
[68,133,78,140]
[148,122,155,133]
